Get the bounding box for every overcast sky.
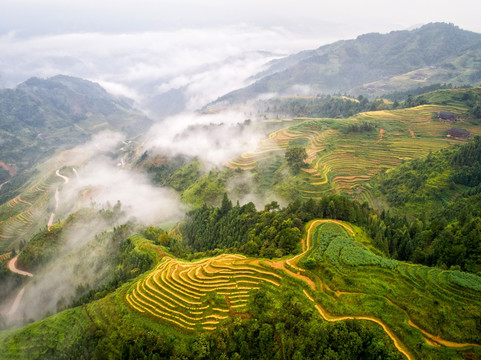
[2,0,481,36]
[1,0,481,109]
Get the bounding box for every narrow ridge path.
[265,219,480,359]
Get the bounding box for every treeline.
[451,136,481,186]
[258,95,390,119]
[367,203,481,274]
[181,194,373,258]
[181,195,303,258]
[182,181,481,274]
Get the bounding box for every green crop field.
[120,219,481,360]
[125,254,282,331]
[226,102,481,204]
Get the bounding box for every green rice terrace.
[119,220,481,360]
[0,159,76,253]
[227,103,481,207]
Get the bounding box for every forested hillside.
[369,136,481,274]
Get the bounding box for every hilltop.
[0,75,151,171]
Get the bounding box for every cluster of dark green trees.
[182,168,481,275]
[258,95,390,119]
[341,121,376,134]
[285,146,308,173]
[372,137,481,274]
[181,195,303,258]
[181,194,375,259]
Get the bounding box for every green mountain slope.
[0,75,151,171]
[220,88,481,207]
[214,23,481,105]
[367,136,481,274]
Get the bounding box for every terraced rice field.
[126,254,282,331]
[0,251,11,262]
[125,219,481,359]
[0,169,69,252]
[226,105,481,203]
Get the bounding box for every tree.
[219,193,232,216]
[285,146,308,173]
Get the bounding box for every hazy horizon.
[2,0,481,113]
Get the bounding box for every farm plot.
[298,221,481,358]
[227,105,481,201]
[126,254,282,331]
[125,219,481,359]
[0,169,68,252]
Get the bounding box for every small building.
[437,111,459,122]
[447,127,470,139]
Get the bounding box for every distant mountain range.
[212,23,481,106]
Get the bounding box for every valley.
[0,22,481,360]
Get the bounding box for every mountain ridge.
[212,23,481,106]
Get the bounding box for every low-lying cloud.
[0,26,327,115]
[2,131,186,323]
[144,110,263,166]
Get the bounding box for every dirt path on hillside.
[48,169,70,229]
[6,287,25,316]
[4,256,33,319]
[48,188,60,228]
[266,220,355,290]
[385,298,481,349]
[56,169,69,184]
[267,219,479,358]
[303,290,413,360]
[7,255,33,277]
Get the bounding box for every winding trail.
[264,219,480,360]
[56,169,69,184]
[6,287,25,316]
[4,256,32,319]
[303,290,413,360]
[7,255,33,277]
